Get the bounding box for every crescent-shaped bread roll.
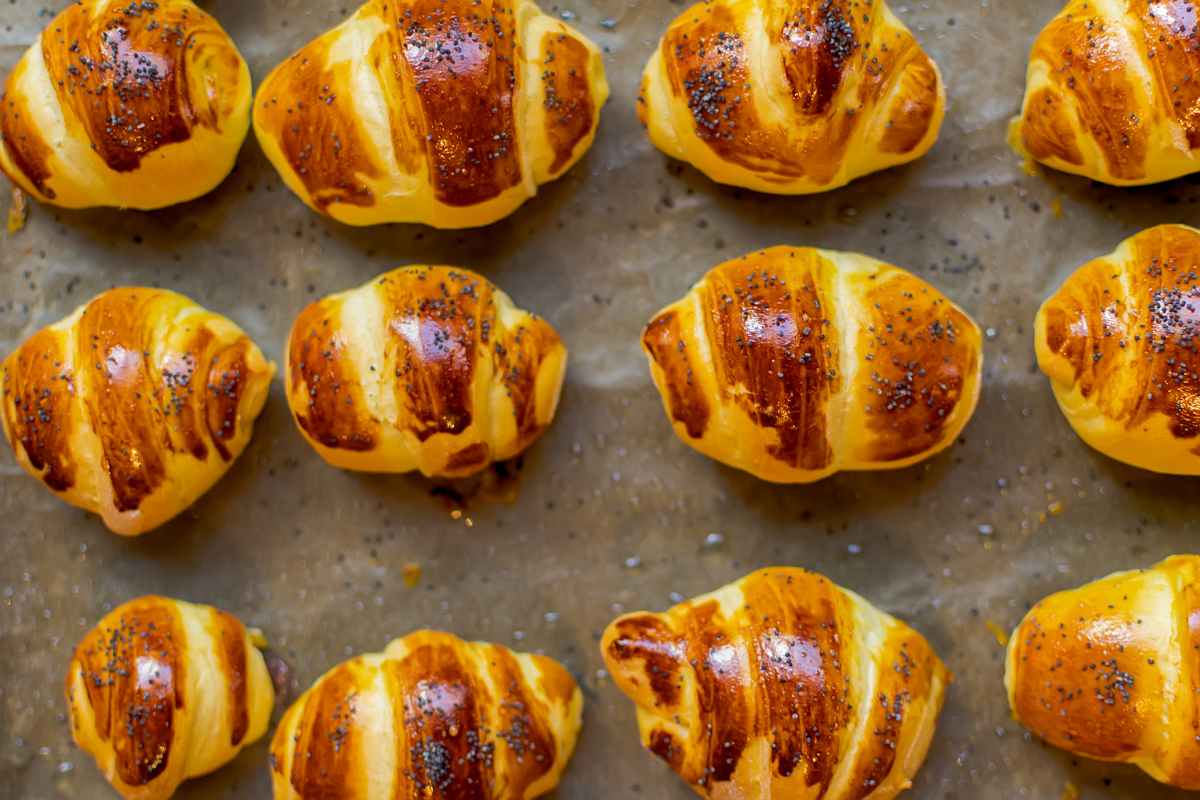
[285,266,566,477]
[602,568,949,800]
[66,596,275,800]
[1011,1,1200,185]
[0,288,274,536]
[253,0,608,229]
[638,0,945,194]
[1006,555,1200,789]
[1036,224,1200,474]
[0,0,251,210]
[643,246,983,483]
[269,630,582,799]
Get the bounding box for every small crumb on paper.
[1051,196,1063,219]
[985,620,1010,647]
[1062,781,1079,800]
[7,187,28,235]
[403,562,422,588]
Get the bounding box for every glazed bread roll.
[1012,1,1200,185]
[639,0,945,194]
[286,266,566,477]
[0,0,251,209]
[253,0,608,229]
[1006,555,1200,789]
[644,246,983,483]
[602,568,949,800]
[66,596,274,800]
[0,288,274,536]
[1036,225,1200,474]
[270,630,582,799]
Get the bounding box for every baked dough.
[0,0,251,209]
[639,0,945,193]
[0,288,274,535]
[1036,224,1200,474]
[254,0,608,228]
[66,596,274,800]
[603,567,949,800]
[285,266,566,477]
[270,630,582,799]
[1011,0,1200,185]
[643,246,983,483]
[1007,555,1200,789]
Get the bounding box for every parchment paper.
[3,1,1200,798]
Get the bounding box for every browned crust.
[383,640,557,796]
[605,570,942,795]
[390,0,524,206]
[659,0,940,184]
[698,251,839,471]
[1021,2,1200,175]
[541,32,595,173]
[288,298,380,452]
[1018,87,1085,167]
[642,311,711,440]
[70,290,258,513]
[213,610,250,747]
[277,633,576,797]
[40,0,241,173]
[855,271,979,462]
[285,660,367,797]
[0,60,57,197]
[1009,593,1161,760]
[878,52,941,155]
[1021,5,1150,180]
[379,268,486,442]
[290,267,563,458]
[1,328,76,492]
[256,49,380,210]
[1041,225,1200,443]
[69,597,187,788]
[842,629,940,799]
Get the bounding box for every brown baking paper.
[2,1,1199,798]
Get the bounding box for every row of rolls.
[70,556,1200,799]
[4,0,1200,227]
[5,224,1200,535]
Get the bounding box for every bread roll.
[1012,0,1200,185]
[1036,224,1200,474]
[1006,555,1200,789]
[66,596,274,800]
[643,246,983,483]
[0,0,251,209]
[0,288,274,535]
[603,567,949,800]
[639,0,945,194]
[285,266,566,477]
[254,0,609,229]
[270,630,582,799]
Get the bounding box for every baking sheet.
[3,0,1200,798]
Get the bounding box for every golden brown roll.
[270,630,582,799]
[66,596,275,800]
[0,288,274,536]
[1006,555,1200,789]
[1036,224,1200,474]
[643,246,983,483]
[638,0,945,194]
[253,0,609,229]
[602,567,949,800]
[285,266,566,477]
[0,0,252,210]
[1012,1,1200,185]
